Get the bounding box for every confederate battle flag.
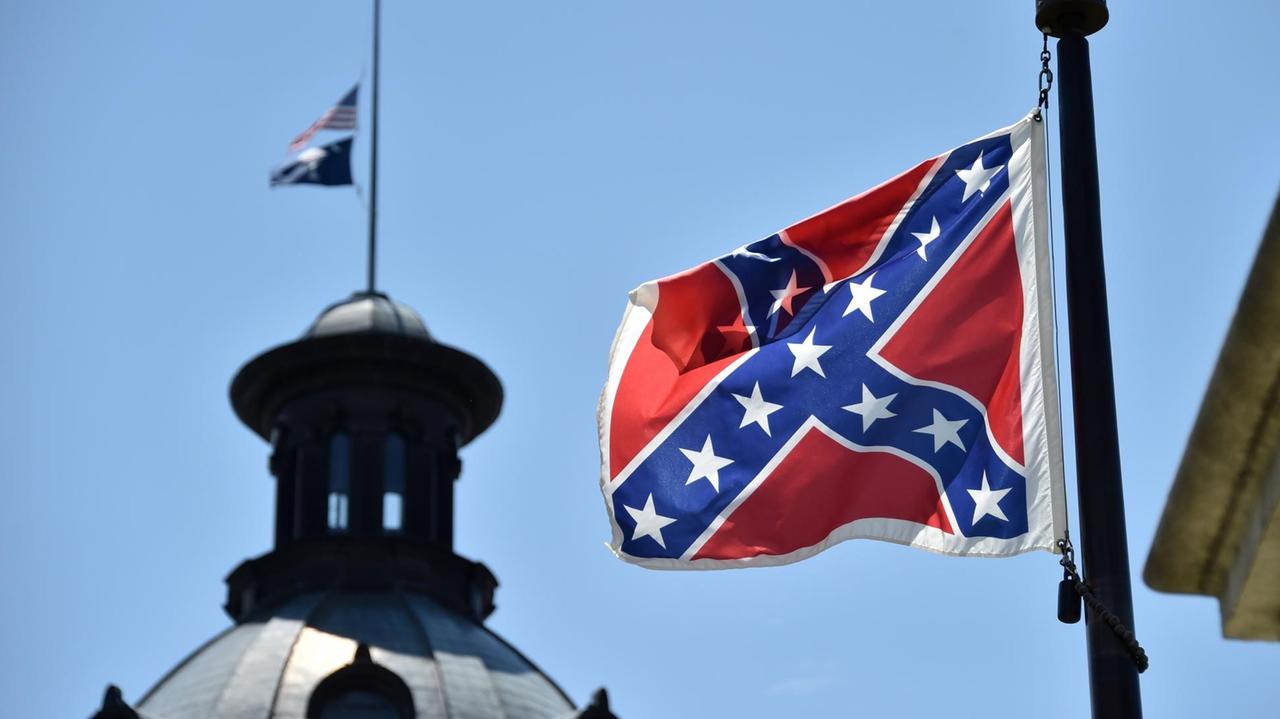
[598,112,1067,568]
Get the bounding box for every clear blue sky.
[2,1,1277,717]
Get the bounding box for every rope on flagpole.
[1034,35,1066,452]
[1058,537,1150,673]
[1035,32,1067,534]
[1034,36,1085,646]
[1038,33,1148,674]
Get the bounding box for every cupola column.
[269,428,297,549]
[294,431,330,540]
[349,431,384,536]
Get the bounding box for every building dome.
[135,590,576,719]
[306,292,432,340]
[90,292,618,719]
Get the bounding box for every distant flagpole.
[1034,2,1143,717]
[367,0,381,293]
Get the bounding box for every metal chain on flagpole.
[1057,538,1150,673]
[1034,34,1053,121]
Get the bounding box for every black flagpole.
[367,0,381,293]
[1034,2,1142,717]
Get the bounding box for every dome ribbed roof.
[306,292,431,340]
[136,591,575,719]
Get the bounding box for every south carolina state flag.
[598,112,1067,568]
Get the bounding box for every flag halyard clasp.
[1034,34,1054,122]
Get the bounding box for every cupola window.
[383,433,405,533]
[328,432,351,532]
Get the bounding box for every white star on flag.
[911,216,941,260]
[786,327,832,378]
[679,435,734,492]
[914,409,968,451]
[843,273,887,321]
[768,270,811,317]
[732,382,784,436]
[967,473,1011,524]
[842,384,898,431]
[955,152,1003,201]
[623,494,678,548]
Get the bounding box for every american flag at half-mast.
[598,111,1067,568]
[288,84,358,152]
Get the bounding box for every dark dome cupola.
[223,292,506,624]
[111,292,607,718]
[231,291,501,553]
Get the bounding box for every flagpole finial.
[1034,0,1108,37]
